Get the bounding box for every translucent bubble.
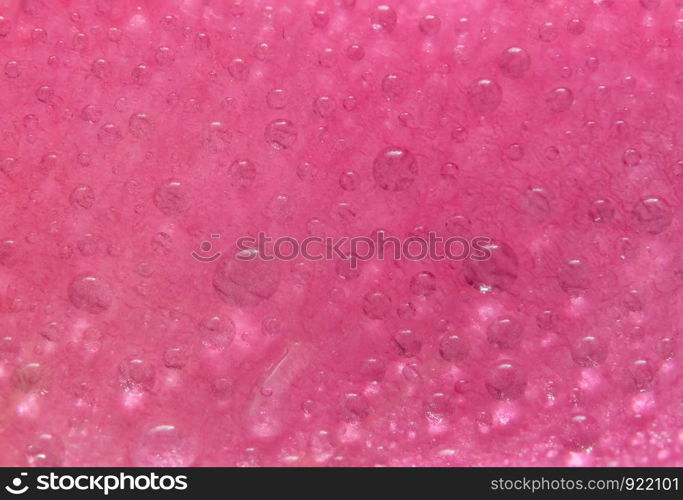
[253,42,271,61]
[228,57,249,80]
[463,240,518,293]
[35,85,55,104]
[372,146,418,191]
[73,32,89,50]
[362,291,392,320]
[153,180,190,216]
[487,316,523,350]
[485,361,526,400]
[346,44,365,61]
[466,78,502,113]
[631,196,672,234]
[213,250,281,306]
[409,271,436,296]
[557,258,591,295]
[588,199,614,223]
[68,275,113,314]
[313,96,336,118]
[571,335,608,367]
[199,315,236,352]
[370,5,397,33]
[119,359,155,393]
[439,334,469,363]
[546,87,574,112]
[130,425,197,467]
[498,47,530,79]
[265,119,298,150]
[129,112,152,138]
[392,329,422,357]
[419,14,441,35]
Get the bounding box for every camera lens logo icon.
[5,473,29,495]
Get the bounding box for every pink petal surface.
[0,0,682,466]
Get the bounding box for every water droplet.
[266,88,288,110]
[253,42,271,61]
[311,9,330,28]
[372,146,418,191]
[346,44,365,61]
[227,57,249,80]
[26,433,64,466]
[466,78,502,113]
[0,16,11,38]
[419,14,441,35]
[485,361,527,400]
[631,196,672,234]
[487,316,523,350]
[546,87,574,112]
[588,199,614,223]
[131,64,151,85]
[557,258,591,295]
[504,143,524,161]
[360,357,386,382]
[153,180,190,216]
[313,96,336,118]
[128,112,152,139]
[265,119,298,150]
[213,250,281,306]
[229,159,256,188]
[630,359,654,391]
[362,291,392,320]
[571,335,608,367]
[463,240,518,293]
[13,362,42,392]
[567,18,585,35]
[370,5,397,33]
[538,21,558,42]
[409,271,436,296]
[536,309,554,330]
[498,47,530,78]
[194,32,211,50]
[98,123,123,146]
[164,347,188,369]
[519,187,551,218]
[318,47,337,68]
[67,275,113,314]
[91,58,111,79]
[564,414,600,450]
[4,60,20,78]
[130,425,197,467]
[381,73,407,99]
[439,334,470,363]
[119,359,155,393]
[342,393,370,422]
[392,329,422,357]
[199,315,236,352]
[0,240,18,266]
[622,148,641,167]
[155,46,175,66]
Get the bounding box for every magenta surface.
[0,0,682,466]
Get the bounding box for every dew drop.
[265,119,298,150]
